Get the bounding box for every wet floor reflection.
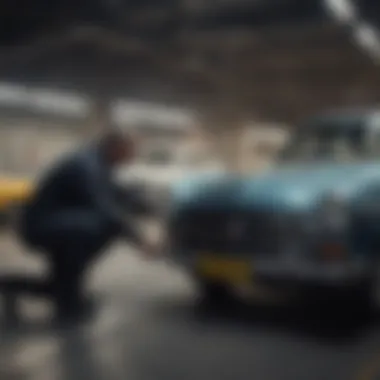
[1,286,380,380]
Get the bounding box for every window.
[279,128,367,162]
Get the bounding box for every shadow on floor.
[0,290,379,380]
[145,292,380,346]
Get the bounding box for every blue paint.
[172,161,380,212]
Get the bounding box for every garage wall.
[0,119,82,176]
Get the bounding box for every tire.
[197,279,235,307]
[348,280,375,320]
[313,281,375,323]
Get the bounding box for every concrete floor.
[0,233,380,380]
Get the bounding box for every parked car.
[0,175,33,225]
[168,108,380,315]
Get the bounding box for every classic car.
[0,175,33,225]
[168,108,380,314]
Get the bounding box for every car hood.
[172,161,380,212]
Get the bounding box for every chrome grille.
[172,209,284,255]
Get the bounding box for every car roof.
[301,108,380,133]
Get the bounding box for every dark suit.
[17,143,144,317]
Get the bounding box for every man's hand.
[140,240,162,260]
[139,220,166,260]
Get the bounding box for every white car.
[116,146,225,213]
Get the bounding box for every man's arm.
[112,182,156,217]
[73,155,146,248]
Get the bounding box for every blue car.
[168,109,380,314]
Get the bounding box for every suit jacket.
[20,143,144,245]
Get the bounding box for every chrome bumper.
[172,252,370,287]
[252,259,370,287]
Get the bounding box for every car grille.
[172,209,284,255]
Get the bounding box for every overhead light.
[323,0,356,24]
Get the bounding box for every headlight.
[317,192,349,231]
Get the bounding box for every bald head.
[99,128,137,166]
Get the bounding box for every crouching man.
[17,128,159,323]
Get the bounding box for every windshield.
[278,127,379,163]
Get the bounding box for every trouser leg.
[29,210,123,319]
[48,254,89,318]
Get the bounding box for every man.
[17,128,158,322]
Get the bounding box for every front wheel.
[197,279,235,307]
[348,280,375,319]
[311,280,375,323]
